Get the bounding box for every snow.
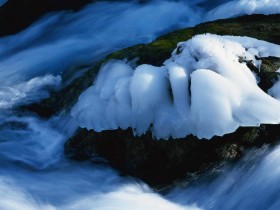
[71,34,280,139]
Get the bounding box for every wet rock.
[240,56,280,92]
[258,57,280,91]
[64,125,280,186]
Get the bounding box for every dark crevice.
[188,77,192,106]
[167,78,174,105]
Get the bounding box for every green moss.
[258,57,280,91]
[261,57,280,73]
[105,28,194,66]
[194,14,280,44]
[26,14,280,117]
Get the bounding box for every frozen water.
[72,34,280,139]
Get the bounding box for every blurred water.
[0,114,201,210]
[0,0,280,209]
[0,0,201,85]
[167,146,280,210]
[0,0,6,7]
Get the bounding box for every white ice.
[72,34,280,139]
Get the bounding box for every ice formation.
[71,34,280,139]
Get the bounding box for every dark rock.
[258,57,280,91]
[65,125,280,186]
[239,56,280,92]
[260,57,280,73]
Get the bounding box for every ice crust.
[72,34,280,139]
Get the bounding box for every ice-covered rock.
[71,34,280,139]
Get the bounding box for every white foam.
[206,0,280,21]
[0,75,61,109]
[66,185,200,210]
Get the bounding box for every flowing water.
[0,0,280,209]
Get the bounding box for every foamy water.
[0,0,280,209]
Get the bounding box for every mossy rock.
[258,57,280,91]
[241,56,280,92]
[194,14,280,44]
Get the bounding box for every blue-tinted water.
[0,0,280,209]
